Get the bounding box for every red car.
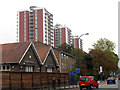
[79,76,99,90]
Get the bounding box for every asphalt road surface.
[64,79,120,90]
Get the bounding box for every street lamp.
[76,33,89,50]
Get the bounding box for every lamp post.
[77,33,89,50]
[73,33,89,50]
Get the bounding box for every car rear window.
[80,78,89,81]
[108,77,114,80]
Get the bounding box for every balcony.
[29,16,34,19]
[29,28,34,31]
[29,12,34,15]
[30,26,34,28]
[29,32,34,35]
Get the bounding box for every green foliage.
[70,48,86,67]
[89,49,118,76]
[89,38,118,73]
[57,38,118,77]
[83,54,93,75]
[58,43,73,54]
[90,38,115,52]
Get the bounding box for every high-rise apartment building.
[17,6,54,47]
[72,37,79,49]
[54,24,72,48]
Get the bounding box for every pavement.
[55,85,79,89]
[56,80,107,89]
[40,80,108,90]
[55,81,107,89]
[98,80,107,86]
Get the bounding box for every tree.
[83,54,93,75]
[89,49,117,76]
[70,48,86,66]
[57,43,73,54]
[90,38,119,69]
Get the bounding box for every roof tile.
[0,42,31,64]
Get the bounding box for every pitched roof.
[52,49,60,63]
[34,41,51,62]
[0,42,31,64]
[34,41,59,66]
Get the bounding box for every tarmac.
[38,81,107,90]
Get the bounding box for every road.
[64,79,120,90]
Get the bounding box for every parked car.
[107,77,116,84]
[118,74,120,80]
[79,76,99,90]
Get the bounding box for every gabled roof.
[34,41,59,66]
[35,42,50,62]
[0,42,42,64]
[0,42,31,64]
[52,49,60,63]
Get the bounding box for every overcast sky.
[0,0,119,55]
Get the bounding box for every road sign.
[76,68,80,73]
[70,72,75,75]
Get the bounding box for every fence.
[0,71,70,89]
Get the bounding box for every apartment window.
[24,21,26,41]
[45,23,48,26]
[35,10,37,15]
[35,30,37,41]
[35,17,37,20]
[24,37,26,41]
[35,14,37,17]
[35,21,37,24]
